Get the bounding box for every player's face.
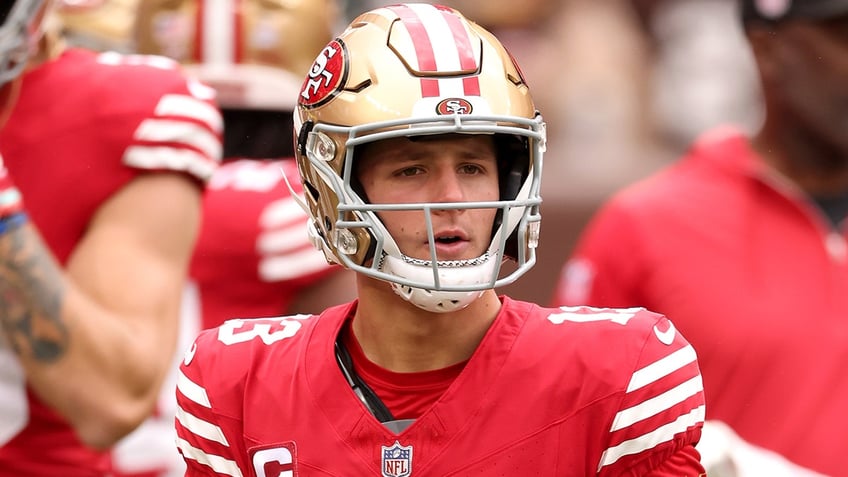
[356,134,500,263]
[764,16,848,158]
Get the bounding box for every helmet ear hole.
[303,180,320,202]
[296,120,315,156]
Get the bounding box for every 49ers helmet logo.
[436,98,473,115]
[299,39,348,108]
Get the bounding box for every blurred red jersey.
[553,128,848,476]
[189,158,342,329]
[0,47,221,476]
[176,297,705,476]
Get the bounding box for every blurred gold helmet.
[294,3,546,313]
[56,0,138,52]
[135,0,337,110]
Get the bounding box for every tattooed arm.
[0,172,201,450]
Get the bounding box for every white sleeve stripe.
[177,369,211,407]
[259,197,309,227]
[156,94,224,133]
[599,404,706,470]
[176,405,230,446]
[257,228,313,255]
[259,250,333,282]
[176,437,243,477]
[611,375,704,431]
[124,146,218,181]
[626,345,697,392]
[133,119,222,160]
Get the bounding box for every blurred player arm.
[0,171,201,449]
[697,420,828,477]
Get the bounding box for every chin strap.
[334,334,395,423]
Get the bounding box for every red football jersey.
[190,158,342,329]
[552,128,848,476]
[176,297,705,476]
[0,48,222,475]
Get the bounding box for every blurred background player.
[55,0,138,52]
[133,0,354,331]
[56,0,355,475]
[0,0,222,474]
[552,0,848,475]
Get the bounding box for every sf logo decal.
[436,98,473,115]
[250,442,297,477]
[300,39,347,108]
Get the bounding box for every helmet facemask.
[298,113,545,313]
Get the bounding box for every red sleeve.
[551,196,650,308]
[597,313,706,476]
[644,445,706,477]
[175,328,250,476]
[100,52,224,183]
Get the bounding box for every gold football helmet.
[56,0,139,52]
[135,0,337,110]
[294,3,546,312]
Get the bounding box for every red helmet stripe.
[193,0,205,62]
[389,4,440,97]
[233,0,244,64]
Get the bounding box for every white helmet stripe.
[200,0,236,66]
[435,4,481,95]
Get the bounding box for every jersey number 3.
[217,315,311,345]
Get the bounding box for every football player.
[175,4,707,476]
[0,0,222,474]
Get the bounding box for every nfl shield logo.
[381,441,413,477]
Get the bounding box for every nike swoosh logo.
[653,321,676,345]
[183,343,197,366]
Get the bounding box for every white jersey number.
[217,316,311,346]
[547,306,641,326]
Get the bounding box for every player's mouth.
[429,230,471,258]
